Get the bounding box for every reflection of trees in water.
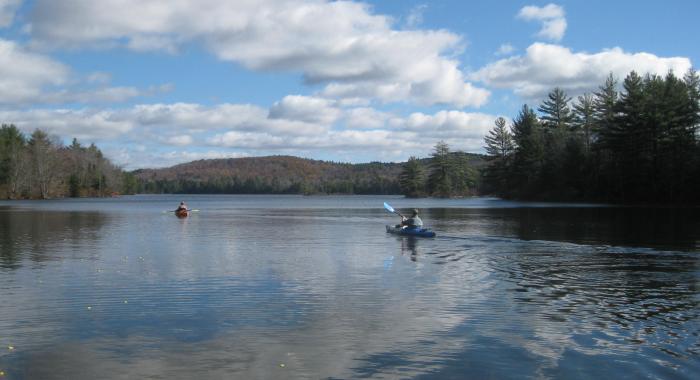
[508,207,698,250]
[0,209,108,269]
[430,207,698,250]
[496,243,699,356]
[428,206,698,359]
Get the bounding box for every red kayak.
[175,209,189,218]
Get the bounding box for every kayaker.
[400,209,423,229]
[176,201,188,212]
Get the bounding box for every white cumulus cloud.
[128,103,269,132]
[0,39,69,104]
[27,0,489,108]
[403,110,495,138]
[517,3,567,42]
[472,42,692,99]
[268,95,341,125]
[342,107,394,130]
[164,135,193,146]
[0,38,165,105]
[1,98,499,168]
[0,108,134,140]
[206,106,494,155]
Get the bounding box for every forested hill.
[134,155,404,194]
[133,153,487,195]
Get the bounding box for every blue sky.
[0,0,697,169]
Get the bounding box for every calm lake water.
[0,195,698,379]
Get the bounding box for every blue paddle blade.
[383,202,395,213]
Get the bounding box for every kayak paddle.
[383,202,404,218]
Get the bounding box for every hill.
[133,154,487,195]
[134,155,403,194]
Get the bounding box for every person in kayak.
[400,209,423,229]
[176,201,188,212]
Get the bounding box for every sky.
[0,0,697,169]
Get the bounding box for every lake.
[0,195,698,379]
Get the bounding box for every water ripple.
[0,196,698,379]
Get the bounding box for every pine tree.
[683,68,700,131]
[0,124,27,198]
[450,152,478,196]
[538,88,574,196]
[645,73,678,199]
[538,87,573,130]
[485,117,514,159]
[399,156,425,197]
[511,105,544,198]
[614,71,646,201]
[427,141,452,197]
[493,70,699,204]
[573,93,595,152]
[591,73,619,199]
[667,69,700,202]
[483,117,514,195]
[683,69,700,202]
[593,73,619,149]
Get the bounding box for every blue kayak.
[386,225,436,238]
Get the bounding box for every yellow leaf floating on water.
[7,346,14,351]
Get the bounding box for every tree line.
[482,70,700,204]
[138,176,400,195]
[134,156,403,195]
[11,67,696,204]
[136,151,486,197]
[398,141,483,198]
[0,124,133,199]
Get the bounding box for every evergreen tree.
[573,93,595,152]
[483,117,514,195]
[399,156,425,197]
[0,124,27,198]
[593,73,619,148]
[683,68,700,131]
[645,73,676,199]
[591,73,619,199]
[538,88,574,197]
[511,105,544,198]
[485,117,514,159]
[538,87,573,130]
[428,141,452,197]
[486,70,699,204]
[614,71,646,201]
[560,133,587,198]
[683,69,700,201]
[450,152,478,196]
[664,69,700,201]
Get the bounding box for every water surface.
[0,195,698,379]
